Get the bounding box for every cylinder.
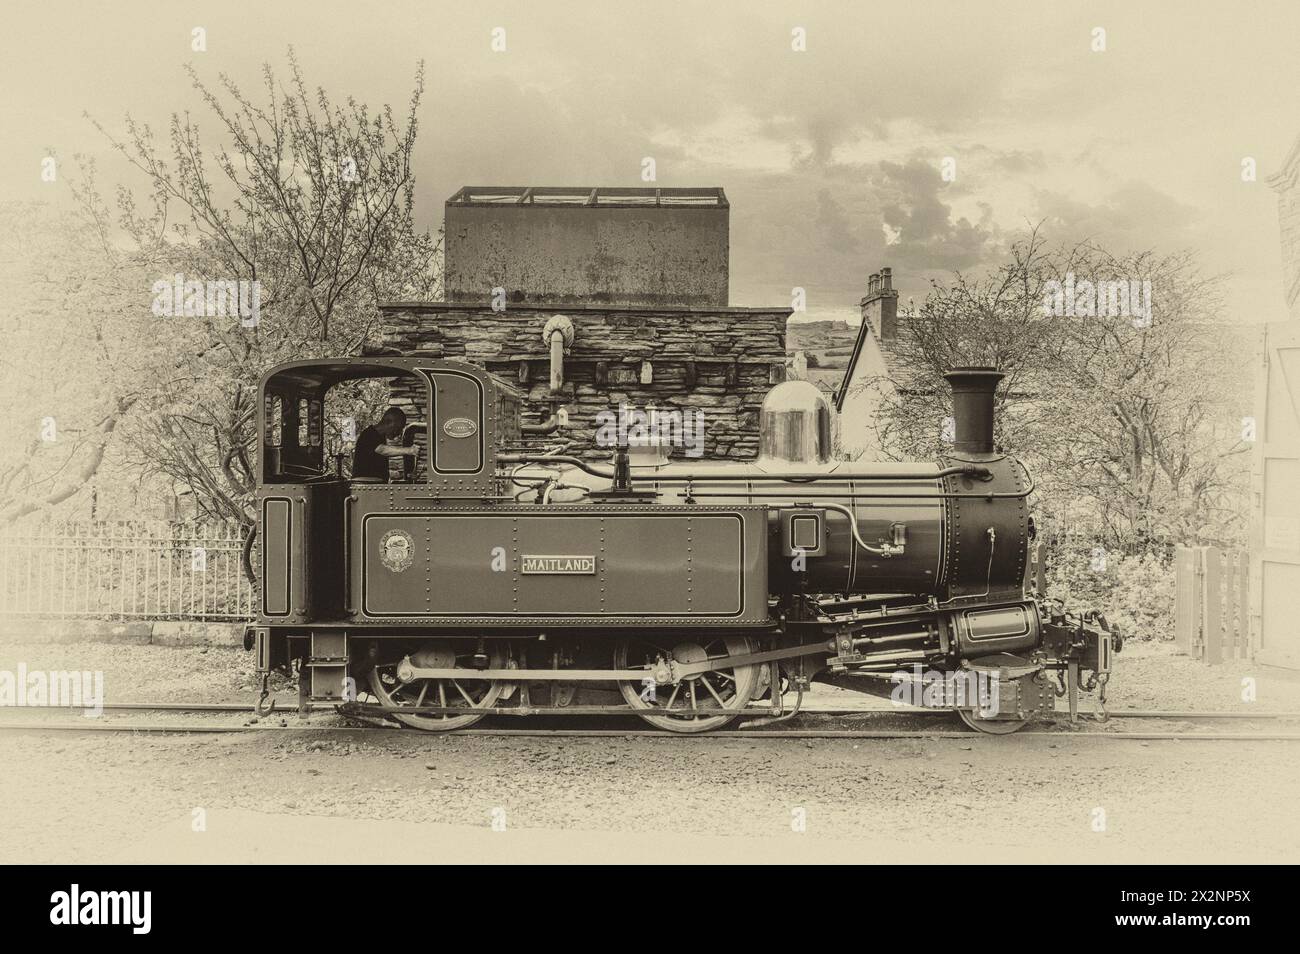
[943,367,1003,456]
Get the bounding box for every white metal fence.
[0,522,254,621]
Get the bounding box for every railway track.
[1,702,1299,740]
[6,698,1300,719]
[12,700,1300,720]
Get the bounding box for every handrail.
[496,453,992,483]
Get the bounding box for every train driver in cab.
[351,407,418,482]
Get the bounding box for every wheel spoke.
[702,677,727,707]
[452,680,476,707]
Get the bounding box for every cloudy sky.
[3,0,1298,324]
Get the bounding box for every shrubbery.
[1041,539,1175,641]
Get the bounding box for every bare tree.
[0,203,146,525]
[68,50,440,525]
[867,235,1251,552]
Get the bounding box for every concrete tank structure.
[443,186,729,308]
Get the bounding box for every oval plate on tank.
[442,417,478,439]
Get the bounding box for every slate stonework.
[375,302,791,460]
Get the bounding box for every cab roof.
[259,357,522,398]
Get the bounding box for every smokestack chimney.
[944,366,1003,456]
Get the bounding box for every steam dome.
[759,380,832,464]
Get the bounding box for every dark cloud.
[724,155,1003,312]
[1034,181,1200,251]
[963,145,1049,174]
[815,189,860,252]
[870,158,1000,270]
[992,150,1047,173]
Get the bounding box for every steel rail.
[12,702,1300,719]
[2,720,1300,741]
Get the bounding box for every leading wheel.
[614,635,761,733]
[369,640,504,731]
[955,707,1027,735]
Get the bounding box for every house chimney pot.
[860,265,899,343]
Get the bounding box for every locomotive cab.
[261,362,425,485]
[259,358,523,485]
[254,358,523,624]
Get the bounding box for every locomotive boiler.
[246,357,1116,733]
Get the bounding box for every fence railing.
[1174,546,1251,663]
[0,521,254,622]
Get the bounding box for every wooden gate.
[1174,547,1251,663]
[1250,321,1300,669]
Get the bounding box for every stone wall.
[0,619,245,646]
[375,303,791,460]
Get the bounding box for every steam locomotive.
[246,357,1116,733]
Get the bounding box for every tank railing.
[496,453,992,484]
[687,484,1033,501]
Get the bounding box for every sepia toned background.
[0,1,1298,866]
